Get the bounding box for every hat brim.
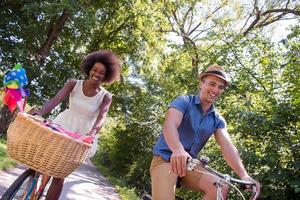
[199,72,229,87]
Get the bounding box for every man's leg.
[197,173,229,200]
[181,165,229,200]
[150,156,178,200]
[45,178,64,200]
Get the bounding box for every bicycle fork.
[214,175,230,200]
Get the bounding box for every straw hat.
[198,64,230,87]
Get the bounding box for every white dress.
[53,80,107,157]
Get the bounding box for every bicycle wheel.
[1,168,35,200]
[1,169,52,200]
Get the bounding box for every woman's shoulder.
[104,90,112,100]
[66,78,78,84]
[64,79,80,90]
[98,87,112,101]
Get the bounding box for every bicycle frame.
[187,157,258,200]
[143,156,258,200]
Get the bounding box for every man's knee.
[202,182,229,199]
[221,183,230,197]
[202,181,217,196]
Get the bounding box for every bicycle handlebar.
[187,157,258,200]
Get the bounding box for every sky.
[265,19,299,42]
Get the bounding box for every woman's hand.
[86,129,98,137]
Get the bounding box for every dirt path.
[0,161,121,200]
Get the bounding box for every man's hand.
[170,149,191,177]
[242,176,261,200]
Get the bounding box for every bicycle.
[1,168,52,200]
[142,156,258,200]
[1,113,93,200]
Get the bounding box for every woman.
[32,50,121,200]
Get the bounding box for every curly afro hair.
[80,50,121,84]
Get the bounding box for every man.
[150,64,260,200]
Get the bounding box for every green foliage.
[0,135,16,170]
[98,21,300,200]
[98,82,165,193]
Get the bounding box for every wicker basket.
[7,113,92,178]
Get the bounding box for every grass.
[92,160,141,200]
[0,135,16,170]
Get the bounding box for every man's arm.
[163,108,191,177]
[214,128,261,197]
[214,128,249,178]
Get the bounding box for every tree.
[98,1,300,199]
[1,1,299,199]
[242,0,300,35]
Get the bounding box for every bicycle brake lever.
[252,185,257,193]
[186,158,195,171]
[199,156,210,165]
[250,185,259,200]
[223,174,231,182]
[247,185,258,200]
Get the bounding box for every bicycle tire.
[1,168,35,200]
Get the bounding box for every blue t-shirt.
[153,95,226,161]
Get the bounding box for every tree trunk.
[0,9,70,134]
[0,105,17,135]
[37,9,70,65]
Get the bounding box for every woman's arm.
[88,92,112,136]
[35,79,77,116]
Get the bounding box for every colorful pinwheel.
[2,63,29,112]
